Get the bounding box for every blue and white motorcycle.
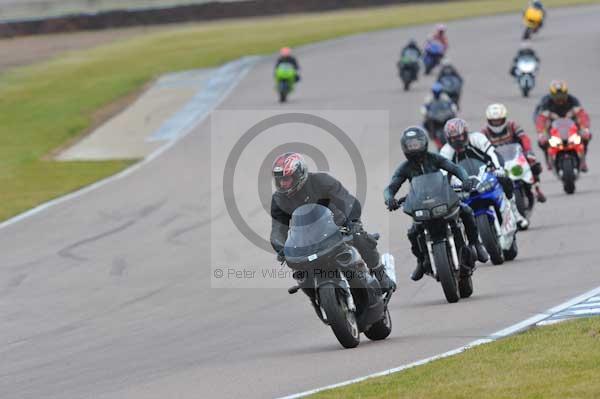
[457,158,518,265]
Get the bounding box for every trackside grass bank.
[310,317,600,399]
[1,0,599,221]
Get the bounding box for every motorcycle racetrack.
[1,5,600,399]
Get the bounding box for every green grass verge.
[311,317,600,399]
[1,0,599,221]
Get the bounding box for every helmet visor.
[488,118,506,127]
[404,137,426,152]
[448,133,468,151]
[552,92,568,104]
[276,176,294,191]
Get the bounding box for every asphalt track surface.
[2,6,600,399]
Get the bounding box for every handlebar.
[389,195,407,211]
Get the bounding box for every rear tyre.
[522,87,530,97]
[364,308,392,341]
[403,81,410,91]
[504,237,518,261]
[561,157,576,194]
[523,28,532,40]
[458,276,473,298]
[476,214,504,265]
[432,241,459,303]
[319,286,360,348]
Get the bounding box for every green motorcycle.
[275,62,297,103]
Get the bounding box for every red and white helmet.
[272,152,308,196]
[444,118,469,152]
[486,103,508,135]
[436,24,447,33]
[280,47,292,57]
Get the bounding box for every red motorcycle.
[547,118,585,194]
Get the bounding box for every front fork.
[423,225,460,279]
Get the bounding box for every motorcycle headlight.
[511,165,524,177]
[569,134,582,145]
[549,136,562,148]
[414,209,430,219]
[477,180,494,193]
[432,205,448,217]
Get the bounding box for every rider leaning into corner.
[428,23,449,51]
[270,152,396,294]
[441,118,530,229]
[275,47,301,82]
[535,80,592,172]
[482,103,547,203]
[383,126,489,282]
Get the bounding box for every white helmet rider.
[486,103,508,134]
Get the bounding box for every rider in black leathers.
[275,47,301,81]
[271,152,395,293]
[384,127,489,281]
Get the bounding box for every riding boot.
[371,264,397,293]
[408,230,425,281]
[580,154,589,173]
[461,205,490,263]
[534,183,546,203]
[510,197,529,229]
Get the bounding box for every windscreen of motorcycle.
[404,172,459,215]
[458,157,486,178]
[551,118,577,140]
[284,204,344,264]
[402,48,420,63]
[496,143,522,163]
[439,75,462,94]
[517,56,537,74]
[427,100,455,122]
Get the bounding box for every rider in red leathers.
[535,80,592,172]
[430,24,449,51]
[482,103,546,203]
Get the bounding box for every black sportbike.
[391,172,475,303]
[424,100,457,150]
[284,204,395,348]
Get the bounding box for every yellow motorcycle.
[523,7,544,40]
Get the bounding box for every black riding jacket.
[270,172,361,252]
[537,94,581,117]
[384,152,469,200]
[275,56,300,71]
